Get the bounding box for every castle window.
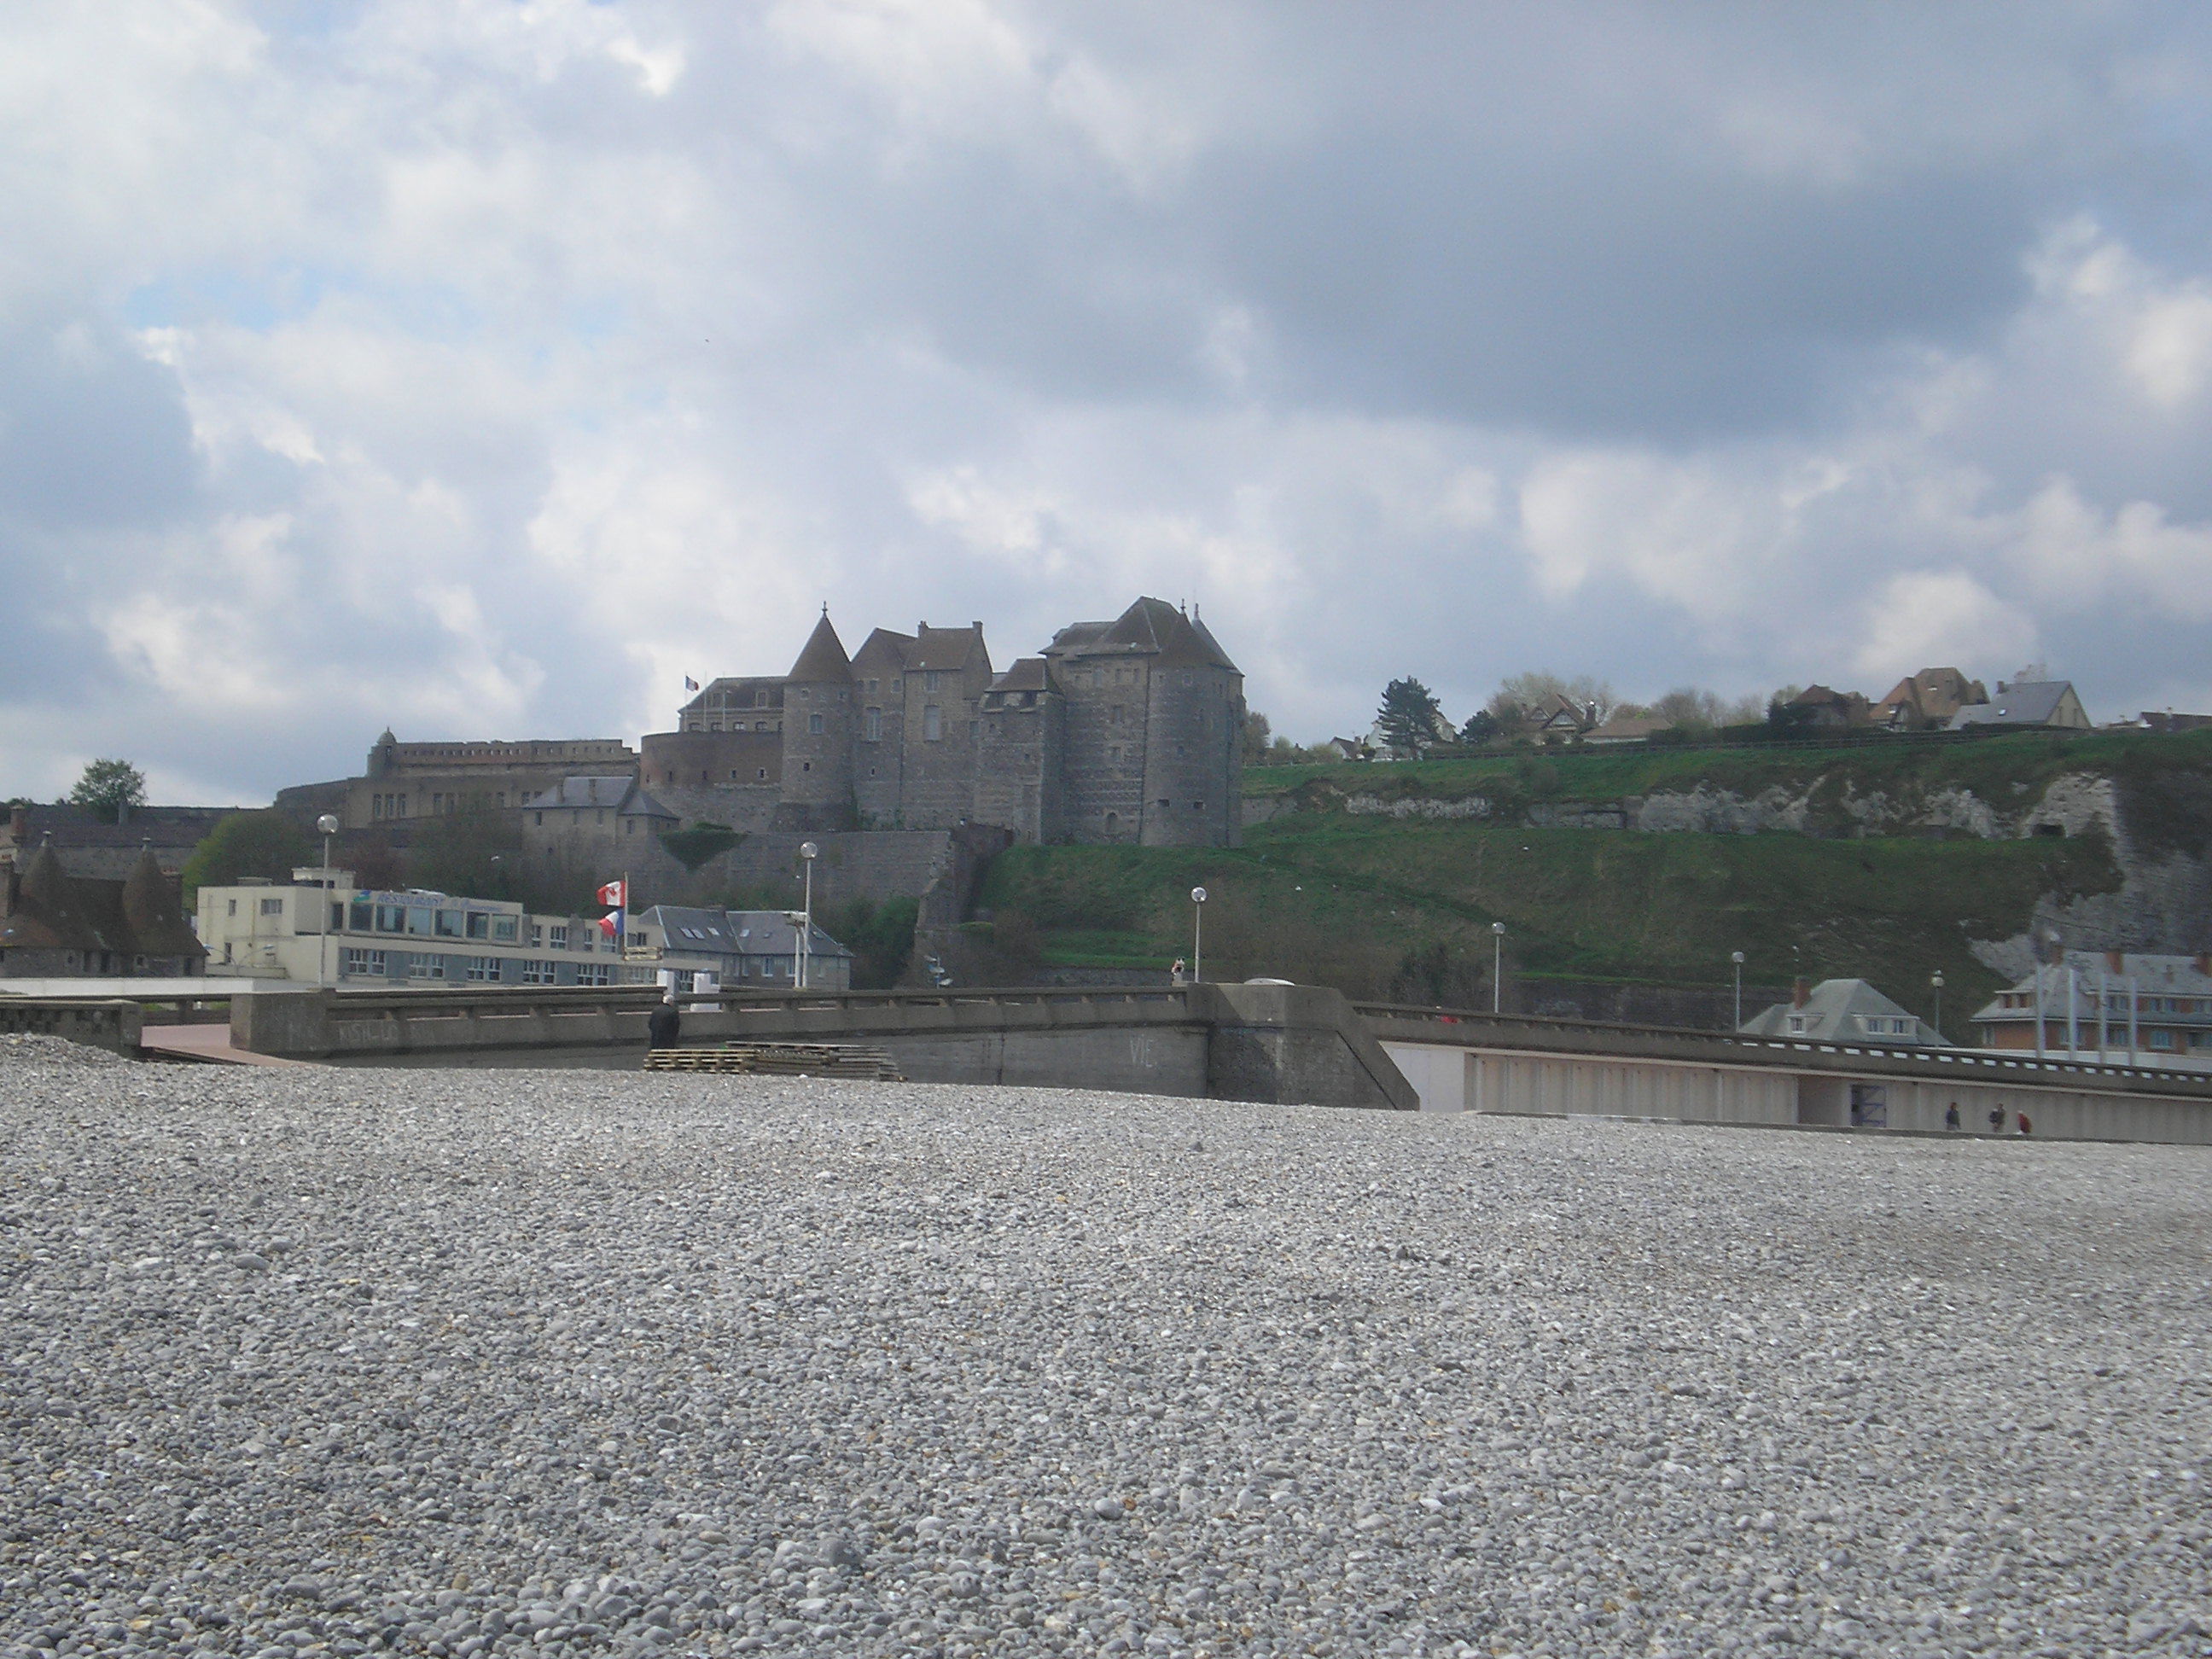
[802,761,812,772]
[809,713,824,734]
[891,678,902,694]
[757,768,767,780]
[868,678,880,695]
[1156,800,1169,812]
[969,720,980,740]
[864,708,882,741]
[925,671,941,693]
[1110,704,1125,725]
[924,705,943,742]
[1193,800,1204,812]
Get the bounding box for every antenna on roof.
[821,602,829,617]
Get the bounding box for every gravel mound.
[3,1067,2209,1658]
[0,1033,131,1068]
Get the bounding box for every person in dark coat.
[647,994,682,1051]
[1988,1106,2005,1135]
[1945,1103,1960,1131]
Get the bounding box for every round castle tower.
[774,609,859,831]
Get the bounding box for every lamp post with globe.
[797,841,819,989]
[1492,922,1507,1014]
[1189,887,1208,984]
[316,814,340,986]
[1731,950,1746,1029]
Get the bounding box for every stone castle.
[289,597,1244,857]
[639,596,1245,846]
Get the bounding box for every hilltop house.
[1949,678,2092,732]
[1970,951,2211,1064]
[1872,667,1988,731]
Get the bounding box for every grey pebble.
[0,1032,2208,1658]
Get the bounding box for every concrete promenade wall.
[225,983,1419,1111]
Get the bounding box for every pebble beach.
[3,1033,2209,1658]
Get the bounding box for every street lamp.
[798,841,818,989]
[1190,887,1208,984]
[1491,921,1506,1014]
[1930,970,1945,1043]
[1731,951,1745,1030]
[316,814,340,987]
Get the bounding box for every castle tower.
[774,609,859,831]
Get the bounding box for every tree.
[1651,686,1725,732]
[1487,671,1615,727]
[68,758,147,824]
[1241,710,1274,766]
[410,795,523,899]
[1376,677,1444,756]
[179,812,314,903]
[1459,709,1500,746]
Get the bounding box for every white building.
[632,905,855,992]
[196,870,654,988]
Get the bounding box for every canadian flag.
[597,912,620,939]
[597,879,627,908]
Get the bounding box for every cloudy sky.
[7,1,2212,802]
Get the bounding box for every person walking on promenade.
[647,992,682,1051]
[1988,1106,2005,1135]
[1945,1103,1960,1131]
[2017,1112,2033,1136]
[1170,958,1187,987]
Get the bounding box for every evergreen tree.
[1376,678,1443,756]
[179,812,314,902]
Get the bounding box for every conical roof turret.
[121,844,199,958]
[787,609,853,683]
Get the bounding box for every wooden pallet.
[643,1042,904,1080]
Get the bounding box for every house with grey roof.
[633,905,854,992]
[1948,678,2091,731]
[1738,978,1948,1047]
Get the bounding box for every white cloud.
[1851,571,2037,684]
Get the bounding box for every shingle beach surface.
[3,1033,2210,1657]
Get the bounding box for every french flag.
[684,676,700,692]
[597,912,620,939]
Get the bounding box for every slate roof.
[637,905,853,961]
[1951,680,2079,728]
[536,777,676,818]
[987,658,1051,695]
[1739,978,1945,1045]
[1042,597,1238,672]
[787,613,853,683]
[1,844,207,963]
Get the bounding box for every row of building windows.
[1994,991,2209,1014]
[341,947,639,986]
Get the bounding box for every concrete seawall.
[229,982,1422,1111]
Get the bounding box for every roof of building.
[1583,713,1671,742]
[1970,952,2212,1024]
[2,802,234,856]
[1738,978,1945,1045]
[1044,597,1239,672]
[1,843,208,962]
[637,905,853,959]
[1873,667,1985,720]
[537,777,676,818]
[1950,679,2080,728]
[787,612,853,683]
[988,658,1051,694]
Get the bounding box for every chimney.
[1791,977,1810,1009]
[7,804,24,845]
[2197,952,2210,978]
[2106,948,2125,975]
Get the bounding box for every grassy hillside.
[1243,726,2212,854]
[974,812,2122,1029]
